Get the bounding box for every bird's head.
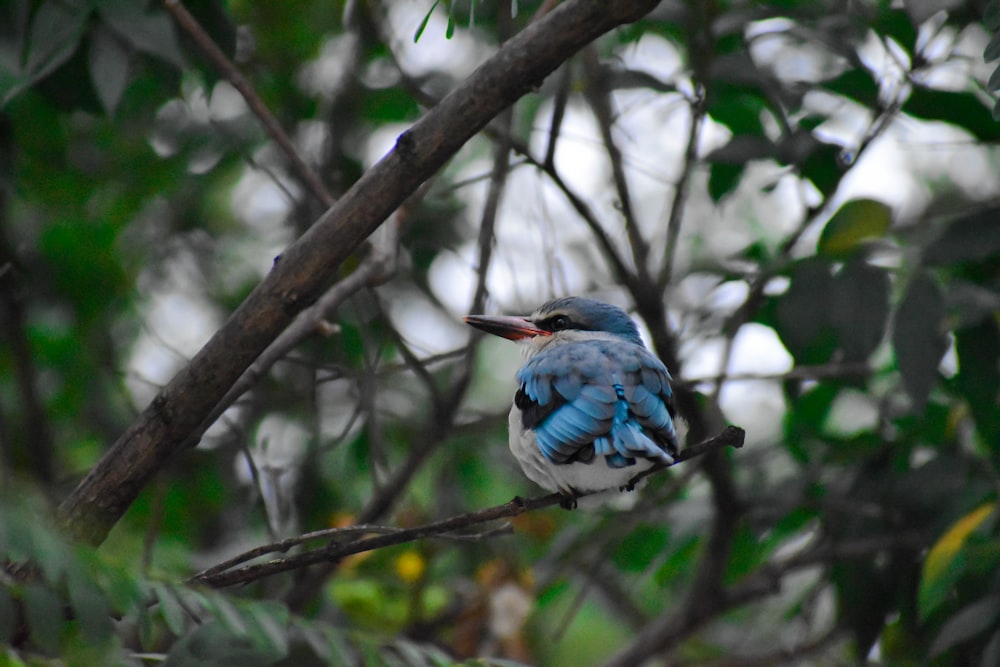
[464,296,643,348]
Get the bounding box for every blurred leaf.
[775,258,836,364]
[243,602,290,658]
[98,0,186,67]
[67,568,114,644]
[987,64,1000,92]
[922,207,1000,266]
[983,629,1000,667]
[824,68,879,107]
[929,594,1000,657]
[611,525,669,573]
[872,7,917,48]
[708,82,768,137]
[831,258,890,361]
[654,535,699,588]
[23,582,64,652]
[708,162,743,201]
[0,586,15,642]
[946,279,1000,329]
[153,583,189,635]
[414,0,441,42]
[818,199,892,259]
[832,559,894,656]
[986,32,1000,61]
[904,88,1000,142]
[88,25,130,115]
[893,272,948,410]
[987,0,1000,30]
[955,319,1000,448]
[19,0,89,87]
[799,141,844,197]
[920,502,996,619]
[164,619,285,667]
[193,590,246,637]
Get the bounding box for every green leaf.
[0,586,15,642]
[775,258,837,364]
[24,582,64,652]
[707,162,743,202]
[988,64,1000,92]
[955,319,1000,449]
[923,207,1000,266]
[2,0,90,105]
[67,568,114,643]
[243,602,290,656]
[824,68,879,107]
[88,25,130,115]
[799,141,844,197]
[153,583,188,635]
[165,619,284,667]
[904,88,1000,142]
[831,258,890,361]
[24,1,89,77]
[986,32,1000,62]
[413,0,440,42]
[919,502,995,619]
[929,594,1000,657]
[708,82,768,137]
[611,525,669,573]
[986,0,1000,30]
[98,0,186,68]
[892,272,948,410]
[818,199,892,259]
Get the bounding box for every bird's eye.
[550,315,570,331]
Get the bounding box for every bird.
[464,296,680,506]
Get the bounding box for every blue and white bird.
[465,297,680,504]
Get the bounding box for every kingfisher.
[465,297,680,505]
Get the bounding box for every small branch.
[178,211,403,451]
[676,362,872,388]
[499,131,642,297]
[164,0,336,210]
[189,425,744,588]
[659,89,706,289]
[582,47,650,282]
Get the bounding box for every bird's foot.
[558,493,578,510]
[511,495,527,509]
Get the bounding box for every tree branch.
[164,0,336,209]
[57,0,662,546]
[188,425,744,588]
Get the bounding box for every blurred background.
[1,0,999,664]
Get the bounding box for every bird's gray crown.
[531,297,643,346]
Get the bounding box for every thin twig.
[659,88,706,289]
[189,425,744,588]
[582,47,651,282]
[164,0,335,210]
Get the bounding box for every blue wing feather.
[514,338,679,468]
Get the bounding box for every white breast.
[507,406,655,497]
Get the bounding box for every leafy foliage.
[2,0,1000,665]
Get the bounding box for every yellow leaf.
[923,502,995,586]
[818,198,892,258]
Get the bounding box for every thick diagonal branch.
[57,0,662,546]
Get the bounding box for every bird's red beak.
[464,314,552,341]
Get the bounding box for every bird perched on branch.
[465,297,680,506]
